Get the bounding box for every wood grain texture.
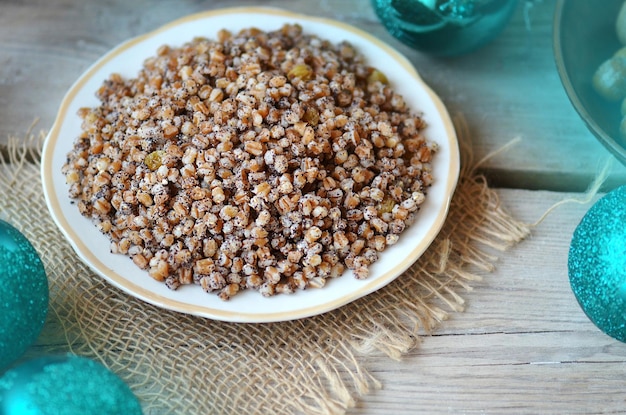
[347,189,626,415]
[2,0,626,190]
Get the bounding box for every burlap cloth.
[0,119,530,415]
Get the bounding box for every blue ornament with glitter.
[0,219,49,372]
[371,0,518,56]
[0,354,143,414]
[568,186,626,342]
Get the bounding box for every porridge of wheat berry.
[62,24,437,300]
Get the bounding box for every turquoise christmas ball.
[0,219,49,372]
[568,185,626,342]
[0,354,143,414]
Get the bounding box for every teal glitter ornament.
[0,219,49,372]
[0,354,143,414]
[371,0,518,56]
[568,186,626,342]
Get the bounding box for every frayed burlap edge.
[0,118,530,415]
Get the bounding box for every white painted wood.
[349,189,626,415]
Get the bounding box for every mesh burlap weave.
[0,122,529,415]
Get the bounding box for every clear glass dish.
[554,0,626,166]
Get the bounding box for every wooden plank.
[348,188,626,414]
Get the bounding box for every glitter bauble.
[0,354,143,414]
[0,220,49,372]
[568,186,626,342]
[371,0,518,56]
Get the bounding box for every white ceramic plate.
[41,7,459,323]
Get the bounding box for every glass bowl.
[554,0,626,166]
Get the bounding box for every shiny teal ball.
[568,186,626,342]
[0,219,49,372]
[0,354,143,414]
[371,0,518,56]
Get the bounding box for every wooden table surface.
[3,1,626,414]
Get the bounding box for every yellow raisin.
[145,150,166,170]
[367,69,389,85]
[302,106,320,126]
[288,64,313,81]
[377,197,395,214]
